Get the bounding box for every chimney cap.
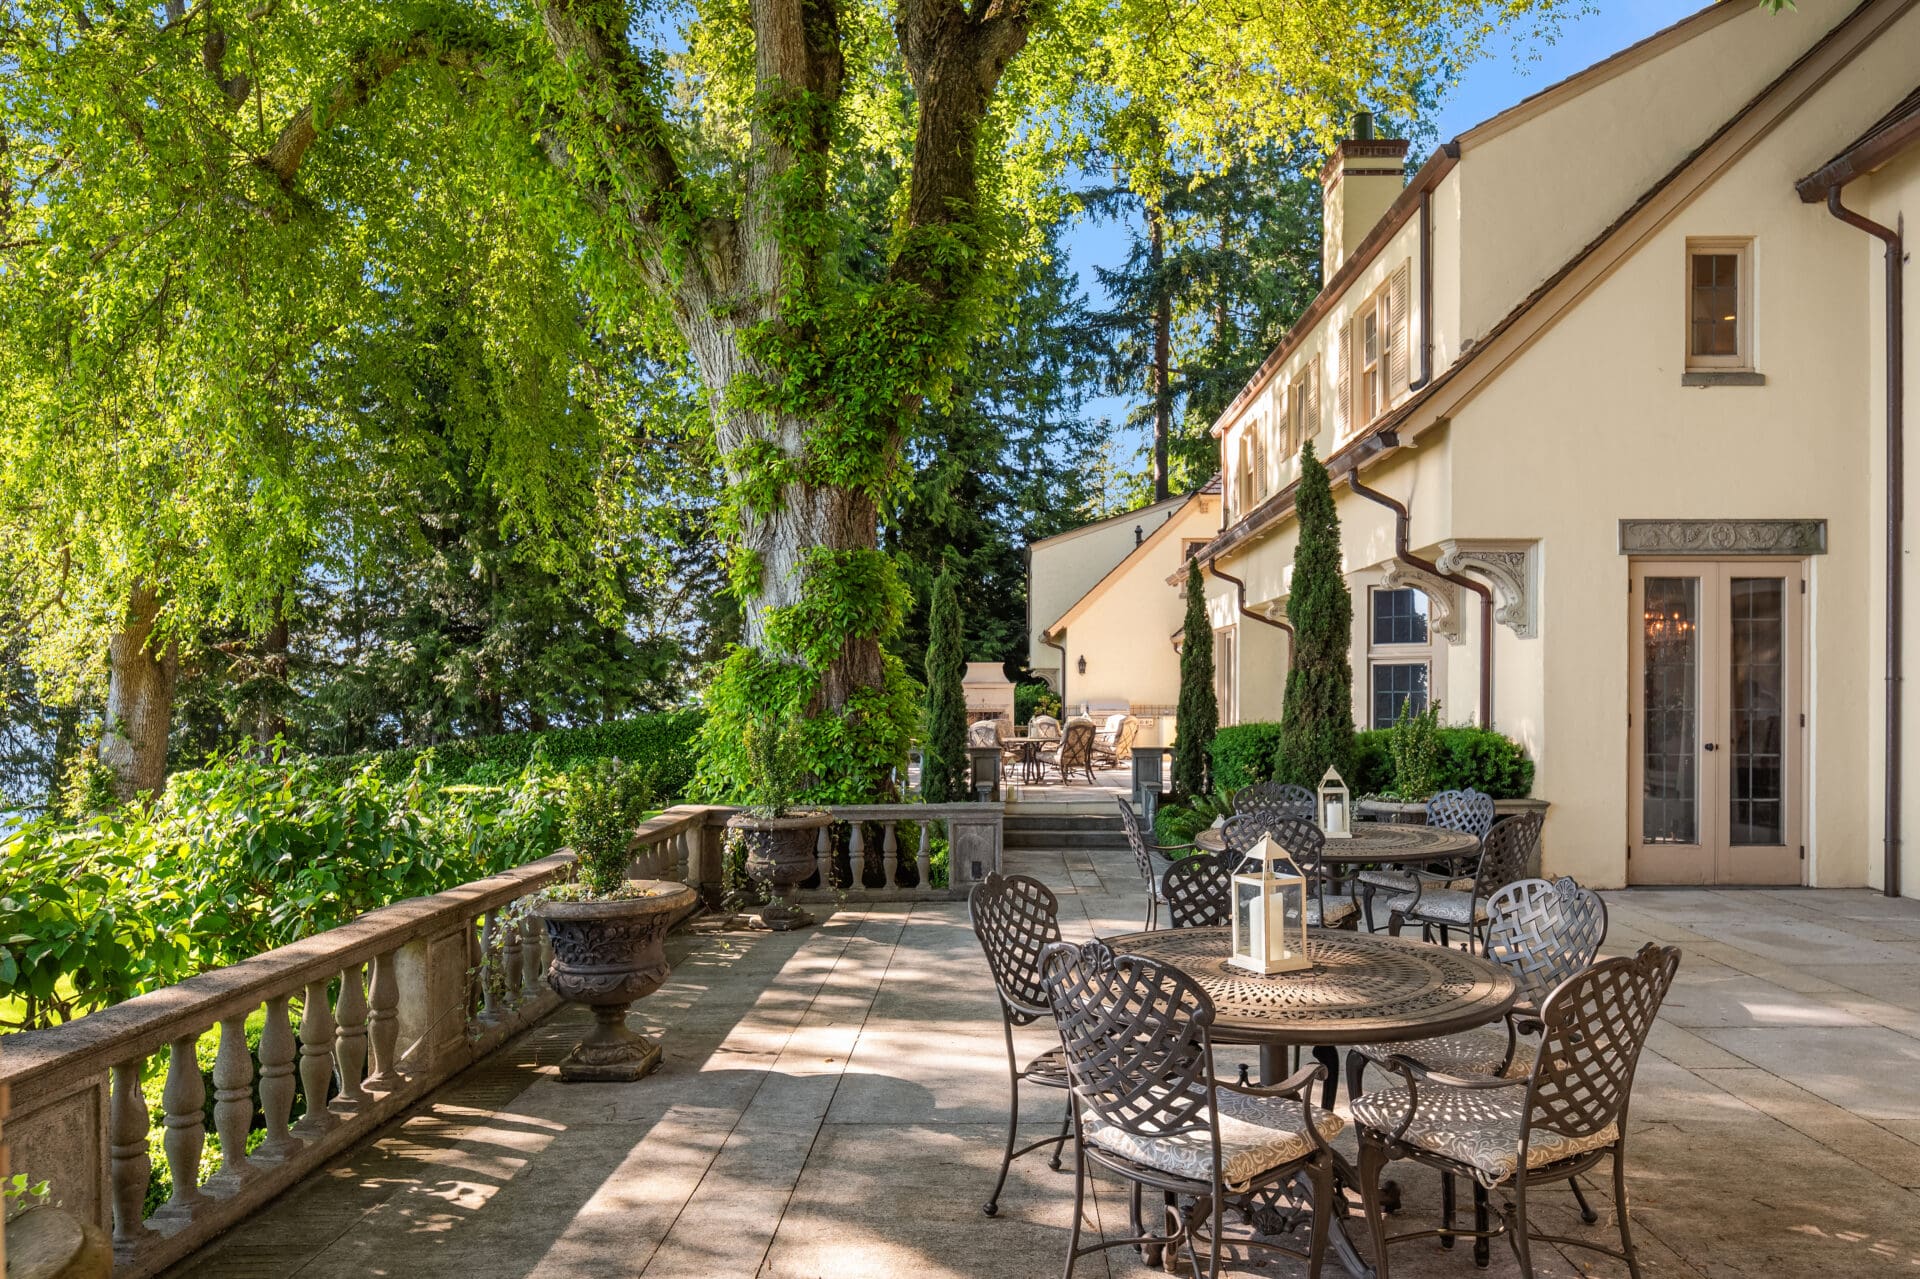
[1351,111,1375,141]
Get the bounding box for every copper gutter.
[1208,560,1294,657]
[1345,434,1493,728]
[1819,186,1904,899]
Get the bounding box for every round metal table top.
[1193,821,1480,864]
[1100,927,1517,1047]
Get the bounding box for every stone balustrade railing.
[0,799,999,1278]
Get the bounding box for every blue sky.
[1068,0,1702,450]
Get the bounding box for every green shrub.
[1209,723,1285,790]
[560,759,657,898]
[1014,682,1061,724]
[1351,730,1393,796]
[1433,726,1535,799]
[1386,701,1443,800]
[310,710,705,800]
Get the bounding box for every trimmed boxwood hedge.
[1211,720,1532,801]
[311,709,707,800]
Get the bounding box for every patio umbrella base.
[559,1006,663,1082]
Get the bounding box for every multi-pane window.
[1349,287,1392,426]
[1686,239,1752,370]
[1214,626,1238,726]
[1286,365,1317,455]
[1367,586,1432,728]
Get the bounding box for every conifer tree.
[919,570,970,802]
[1173,560,1218,797]
[1276,441,1355,785]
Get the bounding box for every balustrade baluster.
[502,920,524,1012]
[521,912,545,998]
[883,822,899,888]
[849,822,865,889]
[368,951,400,1086]
[161,1032,209,1214]
[480,911,503,1021]
[676,830,691,883]
[815,824,832,891]
[296,979,338,1134]
[917,822,933,889]
[109,1059,154,1244]
[334,962,369,1106]
[258,994,301,1157]
[212,1015,255,1181]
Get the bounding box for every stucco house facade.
[1027,485,1222,721]
[1179,0,1920,894]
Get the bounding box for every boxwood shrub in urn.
[539,759,695,1083]
[726,717,832,931]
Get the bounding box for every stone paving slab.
[169,846,1920,1279]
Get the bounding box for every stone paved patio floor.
[172,843,1920,1278]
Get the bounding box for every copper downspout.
[1346,437,1494,728]
[1209,560,1294,653]
[1044,635,1070,710]
[1825,187,1903,899]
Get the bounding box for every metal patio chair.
[1348,876,1610,1260]
[1358,788,1497,931]
[968,871,1072,1217]
[1386,810,1543,950]
[1117,798,1191,931]
[1218,814,1360,931]
[1043,722,1098,784]
[1232,781,1316,826]
[1041,938,1341,1279]
[1350,943,1682,1279]
[1163,853,1233,929]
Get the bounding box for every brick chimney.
[1321,112,1409,279]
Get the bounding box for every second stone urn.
[541,880,697,1082]
[726,810,833,931]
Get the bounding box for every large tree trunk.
[241,603,289,749]
[99,584,179,801]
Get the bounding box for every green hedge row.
[311,709,706,799]
[1209,720,1533,800]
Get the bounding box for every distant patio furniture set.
[970,785,1681,1279]
[972,711,1140,786]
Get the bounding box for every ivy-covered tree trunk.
[920,570,970,801]
[100,584,180,801]
[1276,441,1354,785]
[1173,563,1217,797]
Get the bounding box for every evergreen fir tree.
[919,570,971,802]
[1173,560,1217,797]
[1276,441,1355,785]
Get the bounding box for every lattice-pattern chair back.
[1109,716,1141,758]
[1163,855,1232,929]
[969,872,1062,1025]
[1234,781,1316,825]
[1057,722,1096,770]
[1485,876,1609,1009]
[968,719,1000,747]
[1042,939,1218,1142]
[1030,714,1062,739]
[1116,799,1157,882]
[1425,788,1496,840]
[1524,943,1679,1144]
[1220,814,1339,918]
[1473,810,1543,899]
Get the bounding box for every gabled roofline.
[1042,492,1213,639]
[1026,493,1188,552]
[1192,0,1904,568]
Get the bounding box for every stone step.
[1003,829,1130,850]
[1003,813,1125,832]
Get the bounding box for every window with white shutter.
[1335,326,1353,437]
[1388,260,1412,399]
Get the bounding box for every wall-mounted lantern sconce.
[1077,655,1087,675]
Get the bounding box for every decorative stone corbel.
[1436,539,1537,639]
[1382,561,1464,646]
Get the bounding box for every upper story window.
[1285,365,1319,456]
[1336,261,1412,436]
[1686,238,1753,370]
[1357,288,1388,423]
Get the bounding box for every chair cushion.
[1357,868,1419,892]
[1307,897,1358,928]
[1350,1082,1618,1189]
[1084,1088,1344,1190]
[1385,889,1486,926]
[1355,1026,1531,1079]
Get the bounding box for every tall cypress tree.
[1276,441,1355,785]
[920,570,971,802]
[1173,561,1218,797]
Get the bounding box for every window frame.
[1352,285,1391,424]
[1684,237,1754,372]
[1365,584,1436,730]
[1287,364,1316,454]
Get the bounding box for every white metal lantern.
[1318,766,1352,839]
[1229,834,1313,975]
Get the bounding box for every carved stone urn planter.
[727,810,833,931]
[541,880,697,1083]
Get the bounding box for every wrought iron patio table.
[1001,736,1048,785]
[1099,927,1516,1278]
[1193,821,1480,865]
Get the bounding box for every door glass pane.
[1643,577,1699,844]
[1729,578,1786,845]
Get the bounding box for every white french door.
[1628,559,1804,885]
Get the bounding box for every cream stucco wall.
[1027,495,1187,679]
[1050,497,1222,714]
